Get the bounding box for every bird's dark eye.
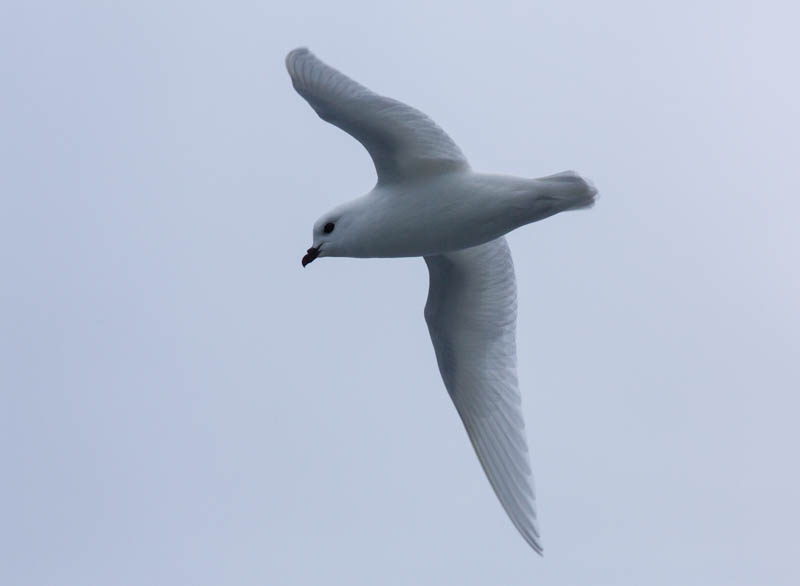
[323,222,335,234]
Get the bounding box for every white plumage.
[286,47,596,554]
[286,48,469,183]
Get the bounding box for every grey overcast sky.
[2,1,799,585]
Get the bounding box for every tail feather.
[538,170,598,212]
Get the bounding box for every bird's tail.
[535,170,598,212]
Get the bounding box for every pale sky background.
[2,1,799,585]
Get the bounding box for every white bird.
[286,47,596,554]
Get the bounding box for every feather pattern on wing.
[286,48,470,184]
[424,237,542,554]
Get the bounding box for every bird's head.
[301,199,370,266]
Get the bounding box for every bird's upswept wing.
[424,237,542,554]
[285,48,469,184]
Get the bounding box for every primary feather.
[425,238,542,554]
[286,48,470,184]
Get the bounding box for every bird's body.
[286,47,596,554]
[324,171,595,258]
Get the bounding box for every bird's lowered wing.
[285,48,469,185]
[424,237,542,554]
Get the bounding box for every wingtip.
[285,46,311,65]
[516,521,544,556]
[285,47,317,85]
[529,537,544,557]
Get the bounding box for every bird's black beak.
[301,246,320,267]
